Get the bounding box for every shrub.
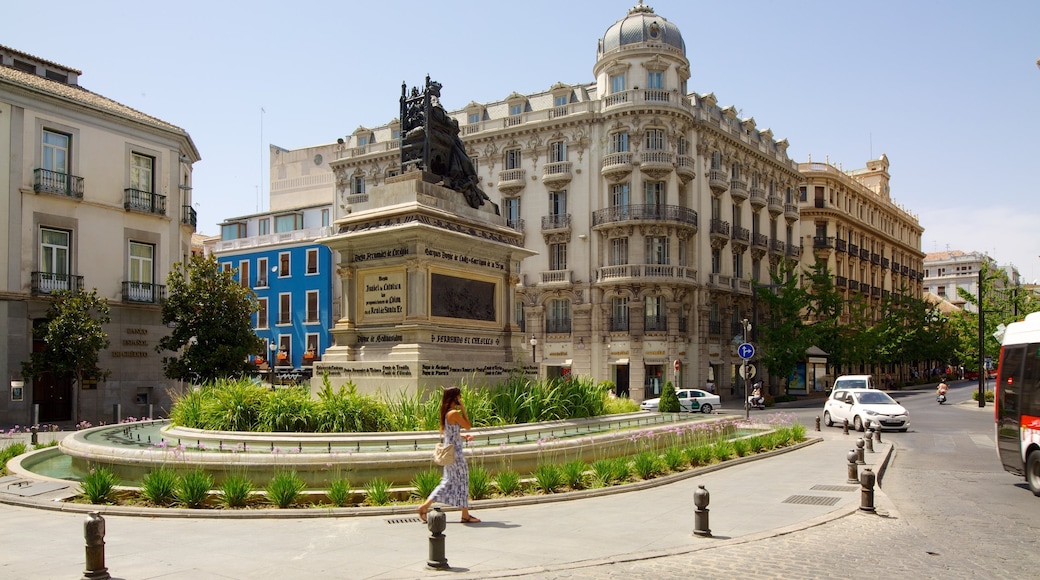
[410,468,441,501]
[363,477,392,506]
[609,457,631,484]
[532,463,563,493]
[663,446,686,471]
[176,468,213,508]
[633,451,663,479]
[732,438,752,457]
[712,440,734,462]
[658,381,681,413]
[791,423,807,441]
[81,466,119,504]
[326,478,353,507]
[140,466,179,506]
[684,444,713,467]
[258,386,317,432]
[1,442,28,475]
[218,475,254,508]
[972,390,995,402]
[590,459,614,488]
[561,460,589,490]
[468,464,493,500]
[494,469,522,496]
[266,470,306,508]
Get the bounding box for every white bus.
[995,311,1040,496]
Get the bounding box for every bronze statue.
[401,77,496,212]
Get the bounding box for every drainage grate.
[782,495,841,506]
[810,484,858,492]
[387,517,423,525]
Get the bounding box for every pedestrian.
[705,379,716,394]
[418,386,480,524]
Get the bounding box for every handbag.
[433,442,455,466]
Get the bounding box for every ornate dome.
[600,2,685,55]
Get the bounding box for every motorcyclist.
[936,379,948,401]
[747,383,764,408]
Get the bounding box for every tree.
[951,262,1040,372]
[755,262,811,394]
[658,380,680,412]
[157,254,265,384]
[21,288,111,420]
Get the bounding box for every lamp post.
[269,341,278,388]
[529,335,538,362]
[742,319,751,420]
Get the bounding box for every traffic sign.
[737,343,755,359]
[673,360,680,372]
[738,364,757,379]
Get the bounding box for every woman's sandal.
[461,515,481,523]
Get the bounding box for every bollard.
[30,424,38,446]
[859,468,876,513]
[82,512,111,580]
[864,428,874,453]
[855,438,865,465]
[846,449,859,484]
[874,427,882,444]
[842,418,849,435]
[426,507,449,569]
[815,416,821,431]
[693,485,712,537]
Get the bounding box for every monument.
[314,78,537,395]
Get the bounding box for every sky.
[4,0,1039,280]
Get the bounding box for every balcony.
[848,280,860,294]
[609,317,629,332]
[676,155,696,184]
[786,245,802,259]
[602,88,689,112]
[596,264,697,284]
[31,272,83,295]
[540,270,572,285]
[124,188,167,216]
[835,238,847,253]
[506,218,525,233]
[751,232,768,259]
[881,257,890,270]
[644,315,667,333]
[872,286,881,297]
[732,277,752,294]
[849,243,859,257]
[497,169,526,196]
[592,204,698,229]
[33,168,84,198]
[541,213,572,233]
[769,239,786,256]
[709,219,730,249]
[122,281,166,304]
[708,320,722,335]
[729,178,748,203]
[836,276,848,290]
[813,236,835,251]
[860,248,870,261]
[784,203,799,221]
[708,169,730,195]
[767,194,783,215]
[871,253,881,265]
[639,151,674,180]
[545,318,572,334]
[181,205,197,230]
[730,226,750,253]
[601,152,634,182]
[708,273,731,289]
[749,186,766,209]
[542,161,573,188]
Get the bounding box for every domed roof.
[601,2,685,55]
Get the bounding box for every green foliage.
[410,468,441,501]
[755,263,811,391]
[203,380,267,432]
[21,288,111,394]
[711,440,734,462]
[590,459,614,487]
[951,262,1040,371]
[732,438,752,457]
[265,470,306,508]
[603,396,640,414]
[632,451,663,479]
[684,444,713,467]
[140,466,179,506]
[662,446,686,471]
[658,381,680,413]
[532,463,563,493]
[468,464,493,500]
[258,386,317,432]
[363,477,392,506]
[1,442,28,475]
[493,469,522,496]
[326,477,353,507]
[972,389,995,402]
[81,466,119,504]
[175,468,213,508]
[218,474,254,508]
[314,383,392,433]
[561,460,589,490]
[157,254,265,384]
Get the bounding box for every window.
[646,237,669,265]
[677,136,687,156]
[129,242,153,285]
[752,258,761,281]
[306,248,318,275]
[610,73,626,93]
[275,214,303,233]
[549,140,567,163]
[239,260,250,288]
[221,223,246,241]
[505,197,521,229]
[549,191,567,216]
[547,299,571,333]
[678,239,687,267]
[938,285,946,298]
[515,301,525,330]
[306,290,319,323]
[39,227,70,292]
[644,181,664,206]
[305,334,319,357]
[610,132,629,153]
[612,297,629,331]
[221,262,232,273]
[733,252,743,278]
[505,148,522,170]
[509,103,523,116]
[549,243,568,270]
[258,218,270,236]
[468,112,480,124]
[611,183,630,207]
[554,95,568,107]
[257,257,269,287]
[645,295,665,331]
[42,129,69,174]
[278,335,291,363]
[278,293,292,325]
[257,297,269,329]
[711,150,722,171]
[321,209,329,227]
[610,237,628,266]
[352,176,366,195]
[647,71,663,90]
[130,153,154,193]
[357,135,368,147]
[13,59,36,73]
[279,252,290,277]
[712,248,721,274]
[645,129,665,151]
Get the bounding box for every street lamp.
[742,319,752,420]
[529,335,538,364]
[269,341,278,388]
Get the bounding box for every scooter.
[747,396,766,410]
[936,392,947,404]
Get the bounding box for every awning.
[610,358,629,365]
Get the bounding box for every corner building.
[312,4,803,402]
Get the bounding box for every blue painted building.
[211,204,336,380]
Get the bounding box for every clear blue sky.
[5,1,1039,280]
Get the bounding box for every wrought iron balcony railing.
[33,168,84,198]
[31,272,83,295]
[124,188,167,215]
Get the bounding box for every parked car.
[640,389,721,413]
[832,374,876,390]
[964,369,997,381]
[823,388,909,432]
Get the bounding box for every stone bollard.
[82,512,111,580]
[859,468,876,513]
[874,427,882,444]
[864,428,874,453]
[693,485,711,537]
[855,438,865,465]
[842,418,850,435]
[426,507,449,569]
[846,449,859,484]
[815,416,821,431]
[30,424,38,446]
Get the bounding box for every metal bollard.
[859,468,876,513]
[864,428,874,453]
[855,438,865,465]
[842,418,849,435]
[426,507,449,569]
[82,512,111,580]
[874,427,882,444]
[846,449,859,484]
[815,416,821,431]
[693,485,712,537]
[30,425,38,446]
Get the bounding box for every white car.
[823,388,909,432]
[832,374,877,390]
[641,389,720,413]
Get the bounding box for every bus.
[995,311,1040,496]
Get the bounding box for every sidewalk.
[0,426,890,580]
